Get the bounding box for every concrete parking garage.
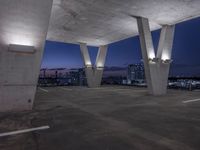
[0,86,200,150]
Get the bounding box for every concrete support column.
[80,43,108,88]
[0,0,53,112]
[136,17,175,95]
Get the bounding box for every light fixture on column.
[85,64,92,69]
[96,66,104,70]
[161,53,172,64]
[85,60,92,68]
[85,65,92,68]
[148,58,159,64]
[162,59,173,64]
[8,44,35,54]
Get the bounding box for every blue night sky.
[41,17,200,76]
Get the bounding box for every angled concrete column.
[0,0,53,111]
[80,43,108,88]
[136,17,175,95]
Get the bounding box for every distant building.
[78,68,87,86]
[127,64,145,84]
[69,68,87,86]
[39,68,87,86]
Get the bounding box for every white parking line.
[0,126,50,137]
[59,87,73,91]
[39,87,48,93]
[92,88,146,92]
[182,98,200,103]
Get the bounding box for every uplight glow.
[4,34,34,46]
[148,51,155,59]
[161,53,170,61]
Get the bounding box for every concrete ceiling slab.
[47,0,200,46]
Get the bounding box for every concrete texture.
[0,86,200,150]
[137,17,175,95]
[0,0,199,111]
[80,43,108,87]
[47,0,200,46]
[0,0,53,111]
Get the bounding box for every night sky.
[41,17,200,76]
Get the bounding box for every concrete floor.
[0,86,200,150]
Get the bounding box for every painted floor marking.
[39,87,49,93]
[182,98,200,103]
[60,87,73,91]
[0,126,50,137]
